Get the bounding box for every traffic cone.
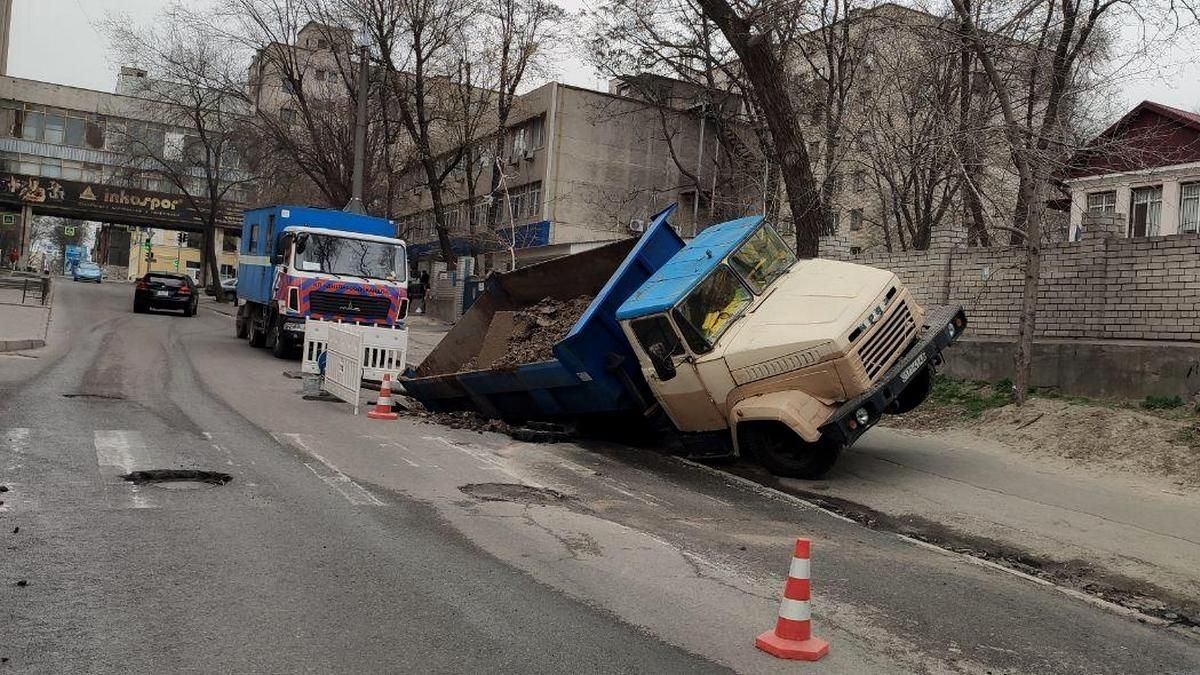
[755,538,829,661]
[367,374,399,420]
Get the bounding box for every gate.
[302,319,409,382]
[321,325,364,413]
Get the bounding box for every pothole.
[121,470,233,490]
[62,393,125,400]
[459,482,569,504]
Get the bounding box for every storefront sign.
[0,173,243,229]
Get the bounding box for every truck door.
[627,315,726,432]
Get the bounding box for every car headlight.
[855,408,870,425]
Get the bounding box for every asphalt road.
[0,281,725,674]
[4,281,1200,674]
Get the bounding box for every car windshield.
[293,232,405,281]
[728,224,795,294]
[671,265,752,353]
[79,263,99,271]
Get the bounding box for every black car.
[133,273,198,316]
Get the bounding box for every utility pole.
[344,44,369,215]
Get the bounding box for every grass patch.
[930,378,1012,418]
[1140,395,1185,411]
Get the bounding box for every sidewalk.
[0,287,51,352]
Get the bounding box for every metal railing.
[0,273,51,305]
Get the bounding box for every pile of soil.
[889,397,1200,486]
[486,296,593,370]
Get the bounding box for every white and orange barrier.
[755,537,829,661]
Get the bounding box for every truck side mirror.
[647,343,677,381]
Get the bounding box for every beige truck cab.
[615,216,966,478]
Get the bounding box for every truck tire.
[270,319,291,359]
[887,366,934,415]
[235,305,249,339]
[742,422,841,480]
[248,314,267,348]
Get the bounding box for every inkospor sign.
[0,172,243,228]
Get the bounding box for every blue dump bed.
[404,206,683,419]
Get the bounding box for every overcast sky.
[8,0,1199,122]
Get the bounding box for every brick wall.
[835,233,1200,341]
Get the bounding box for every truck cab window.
[672,265,752,353]
[729,224,794,293]
[630,315,684,359]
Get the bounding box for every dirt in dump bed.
[473,296,594,371]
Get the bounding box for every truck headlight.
[947,324,956,339]
[855,408,870,425]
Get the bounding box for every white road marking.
[276,433,385,506]
[423,436,540,484]
[554,456,663,506]
[93,430,153,509]
[3,427,30,473]
[375,440,420,467]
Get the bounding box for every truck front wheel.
[742,422,841,479]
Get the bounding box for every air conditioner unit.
[522,149,535,161]
[628,219,645,233]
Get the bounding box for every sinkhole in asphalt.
[459,482,569,505]
[121,470,233,490]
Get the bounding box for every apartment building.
[393,81,726,273]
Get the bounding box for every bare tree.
[103,4,257,301]
[949,0,1199,402]
[206,0,393,211]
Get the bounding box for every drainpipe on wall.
[543,83,561,235]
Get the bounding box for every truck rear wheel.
[742,422,841,479]
[888,366,934,415]
[235,305,249,339]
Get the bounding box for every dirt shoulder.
[885,379,1200,487]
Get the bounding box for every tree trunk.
[204,224,225,302]
[693,0,823,257]
[1012,184,1043,403]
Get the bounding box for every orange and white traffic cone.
[367,374,399,421]
[755,538,829,661]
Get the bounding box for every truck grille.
[309,291,391,321]
[857,300,916,380]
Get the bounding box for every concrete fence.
[833,233,1200,397]
[839,233,1200,342]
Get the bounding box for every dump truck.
[236,205,409,363]
[404,205,966,478]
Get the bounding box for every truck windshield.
[294,233,406,281]
[672,265,752,353]
[728,224,795,293]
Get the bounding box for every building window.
[1182,184,1200,234]
[1086,190,1116,214]
[850,209,863,231]
[315,69,327,82]
[317,38,329,50]
[280,108,297,124]
[222,233,240,253]
[1129,186,1162,237]
[824,211,839,235]
[220,264,237,278]
[828,172,842,196]
[282,77,297,95]
[853,171,866,191]
[509,117,545,157]
[808,141,820,159]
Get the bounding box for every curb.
[0,338,46,353]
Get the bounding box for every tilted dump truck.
[404,205,966,478]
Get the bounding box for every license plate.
[283,322,305,332]
[899,352,928,383]
[155,290,169,297]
